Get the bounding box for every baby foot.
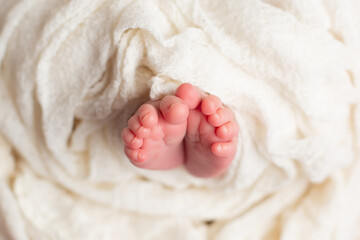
[121,83,238,178]
[121,95,189,170]
[175,83,239,178]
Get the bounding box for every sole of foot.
[176,83,239,178]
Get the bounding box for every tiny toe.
[125,148,147,164]
[201,95,222,115]
[128,115,151,138]
[160,95,189,124]
[215,121,239,140]
[121,128,143,149]
[211,141,237,158]
[208,107,233,127]
[136,126,151,138]
[138,104,158,128]
[175,83,202,110]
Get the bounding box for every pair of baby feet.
[121,83,238,178]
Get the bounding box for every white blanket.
[1,0,360,239]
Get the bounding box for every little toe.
[208,107,233,127]
[125,148,147,164]
[160,95,189,124]
[175,83,202,110]
[138,104,158,128]
[211,140,237,158]
[215,121,239,140]
[201,95,222,115]
[121,127,143,149]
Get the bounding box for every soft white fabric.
[0,0,360,239]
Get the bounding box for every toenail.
[217,144,222,152]
[131,137,138,144]
[170,102,180,110]
[138,126,144,133]
[208,101,214,109]
[137,152,145,162]
[222,125,228,134]
[142,113,150,122]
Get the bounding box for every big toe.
[160,95,189,124]
[175,83,202,110]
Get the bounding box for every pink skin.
[121,83,238,178]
